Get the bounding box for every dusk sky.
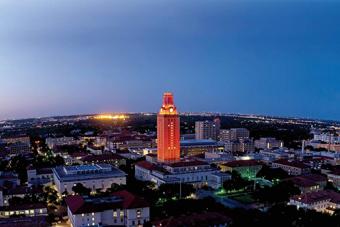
[1,0,340,120]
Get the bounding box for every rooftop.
[65,190,148,214]
[152,212,232,227]
[287,174,327,188]
[0,216,48,227]
[180,139,219,146]
[274,159,310,169]
[1,186,43,195]
[291,190,340,204]
[135,161,169,174]
[53,164,126,182]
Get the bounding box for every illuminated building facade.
[157,93,180,162]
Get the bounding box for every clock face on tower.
[169,107,173,113]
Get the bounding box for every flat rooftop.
[180,139,220,146]
[53,164,126,182]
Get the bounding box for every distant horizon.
[1,0,340,121]
[2,110,339,123]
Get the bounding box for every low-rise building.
[86,145,104,155]
[327,169,340,190]
[207,172,232,189]
[203,151,235,164]
[258,149,292,162]
[116,140,154,150]
[286,174,327,193]
[27,167,53,186]
[218,160,262,180]
[52,164,126,194]
[224,139,254,153]
[0,172,20,188]
[153,211,232,227]
[0,203,47,218]
[289,190,340,215]
[1,136,30,145]
[255,137,283,150]
[135,160,216,187]
[65,190,150,227]
[272,159,311,176]
[46,137,78,149]
[180,139,224,156]
[81,154,126,167]
[0,216,48,227]
[7,142,31,155]
[0,186,44,206]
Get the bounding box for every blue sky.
[0,0,340,120]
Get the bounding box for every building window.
[113,211,117,217]
[137,209,141,218]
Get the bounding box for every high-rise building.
[157,92,180,162]
[219,128,250,142]
[195,119,220,141]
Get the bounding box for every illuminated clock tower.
[157,92,180,162]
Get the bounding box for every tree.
[158,183,195,199]
[9,155,29,184]
[72,183,91,195]
[254,181,300,204]
[256,165,288,182]
[324,181,338,192]
[223,171,252,192]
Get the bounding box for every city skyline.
[1,0,340,121]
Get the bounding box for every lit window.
[113,211,117,217]
[137,209,141,218]
[120,211,124,217]
[82,213,85,217]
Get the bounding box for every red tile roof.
[287,174,327,187]
[153,212,232,227]
[291,190,340,204]
[135,160,156,171]
[112,190,149,209]
[65,190,148,214]
[274,159,309,169]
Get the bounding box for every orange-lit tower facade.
[157,92,180,162]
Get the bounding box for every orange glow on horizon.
[94,114,127,120]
